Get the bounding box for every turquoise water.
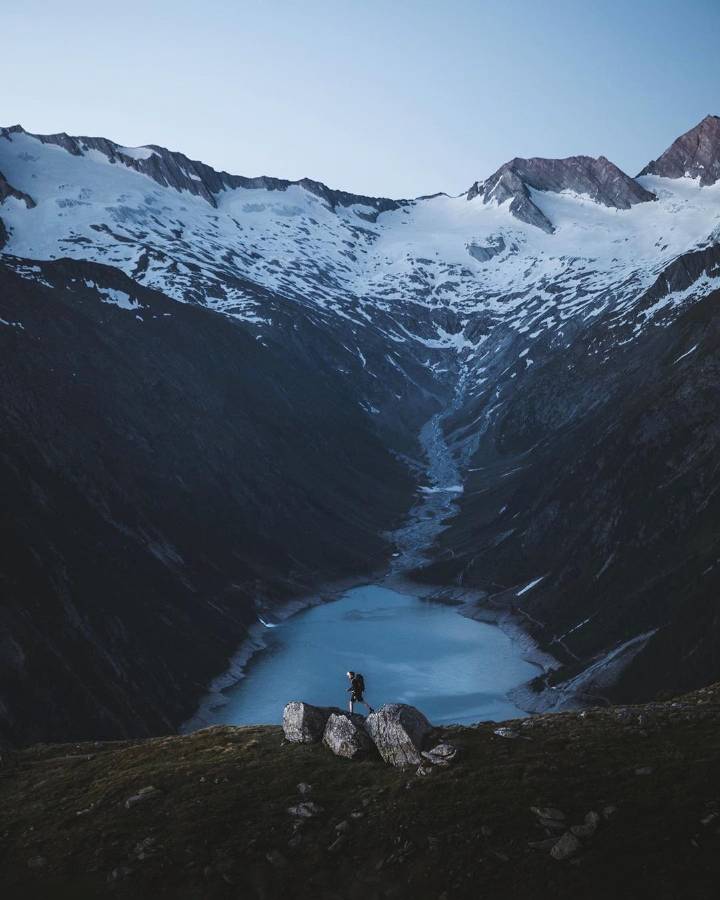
[206,584,537,726]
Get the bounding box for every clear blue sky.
[3,0,718,198]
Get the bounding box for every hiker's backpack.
[353,673,365,694]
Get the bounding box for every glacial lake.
[201,584,538,727]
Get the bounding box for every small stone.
[124,786,160,809]
[602,805,618,819]
[297,782,312,795]
[531,807,566,821]
[493,727,519,739]
[421,743,459,766]
[635,767,653,776]
[550,832,581,860]
[27,856,47,869]
[350,811,365,819]
[416,765,434,777]
[287,801,322,818]
[335,820,350,833]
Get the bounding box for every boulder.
[282,702,343,744]
[323,712,374,760]
[421,742,458,766]
[364,704,432,767]
[550,831,581,860]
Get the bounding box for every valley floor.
[2,687,720,899]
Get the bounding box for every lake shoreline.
[181,569,564,732]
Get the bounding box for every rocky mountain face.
[1,115,720,744]
[467,155,655,232]
[639,114,720,185]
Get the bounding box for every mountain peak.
[467,155,655,233]
[638,114,720,185]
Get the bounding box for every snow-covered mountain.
[2,115,720,743]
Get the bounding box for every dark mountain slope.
[0,256,432,746]
[420,247,720,705]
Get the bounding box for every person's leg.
[348,699,354,713]
[362,699,374,713]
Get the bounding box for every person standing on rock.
[347,671,374,715]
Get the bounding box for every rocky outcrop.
[468,155,655,233]
[323,712,374,759]
[467,235,506,262]
[284,701,438,767]
[639,114,720,186]
[0,168,34,248]
[282,703,344,744]
[364,704,432,767]
[0,169,34,209]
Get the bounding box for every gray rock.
[282,702,343,744]
[421,742,458,766]
[571,811,601,838]
[493,727,520,739]
[416,765,435,777]
[531,806,566,821]
[364,704,432,767]
[287,801,323,819]
[124,786,160,809]
[297,782,313,795]
[323,712,374,759]
[550,831,581,860]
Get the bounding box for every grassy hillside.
[2,686,720,899]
